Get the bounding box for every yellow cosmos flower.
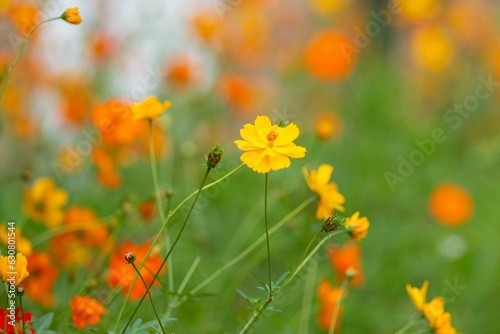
[22,177,68,227]
[0,253,29,285]
[132,96,172,121]
[234,115,306,173]
[303,164,345,219]
[61,7,83,25]
[406,280,428,312]
[344,212,369,242]
[434,312,456,334]
[423,297,445,327]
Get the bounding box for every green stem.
[184,195,315,300]
[131,263,165,334]
[239,229,347,334]
[121,168,211,333]
[298,256,317,334]
[0,17,60,103]
[394,320,419,334]
[113,163,244,332]
[19,292,25,333]
[264,173,272,300]
[148,120,174,302]
[329,274,349,334]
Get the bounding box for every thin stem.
[148,120,174,300]
[19,293,25,333]
[131,263,165,334]
[0,17,60,103]
[121,168,211,334]
[239,230,347,334]
[184,195,316,300]
[329,275,349,334]
[394,320,419,334]
[264,173,272,300]
[298,257,317,334]
[113,163,243,332]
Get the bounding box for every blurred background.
[1,0,499,332]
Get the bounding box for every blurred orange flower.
[70,295,106,328]
[308,0,346,16]
[22,177,68,227]
[303,164,345,220]
[327,242,364,286]
[59,80,93,125]
[92,99,142,146]
[412,26,454,72]
[0,253,29,285]
[132,96,171,121]
[217,74,256,111]
[165,54,200,88]
[9,4,39,35]
[92,147,122,188]
[429,183,473,226]
[304,30,356,81]
[108,241,165,300]
[399,0,440,23]
[234,115,306,173]
[191,10,220,42]
[24,252,58,308]
[315,112,342,140]
[139,200,156,222]
[345,212,369,242]
[317,279,344,331]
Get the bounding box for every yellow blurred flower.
[412,25,453,72]
[0,253,29,285]
[234,115,306,173]
[399,0,439,23]
[303,164,345,220]
[0,225,32,256]
[434,312,457,334]
[308,0,346,16]
[132,96,172,121]
[315,112,342,140]
[406,280,428,312]
[22,178,68,227]
[423,297,445,327]
[61,7,82,25]
[345,212,369,242]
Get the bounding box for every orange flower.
[217,74,256,111]
[429,183,473,226]
[406,280,429,312]
[315,112,342,140]
[132,96,172,121]
[61,7,82,25]
[24,252,58,308]
[303,164,345,220]
[234,115,306,173]
[327,243,364,286]
[304,30,356,81]
[22,177,68,227]
[58,80,93,125]
[108,242,166,300]
[0,253,29,285]
[165,54,200,88]
[308,0,346,16]
[8,4,39,35]
[138,200,156,222]
[412,25,454,72]
[92,147,122,188]
[70,295,106,328]
[316,279,344,331]
[345,212,369,242]
[398,0,439,23]
[191,10,220,41]
[91,99,142,146]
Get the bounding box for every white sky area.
[28,0,218,136]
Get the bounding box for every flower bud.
[124,251,136,264]
[16,285,25,296]
[61,7,83,25]
[322,215,345,233]
[207,145,223,169]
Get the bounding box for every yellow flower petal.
[274,122,300,146]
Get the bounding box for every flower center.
[266,131,278,147]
